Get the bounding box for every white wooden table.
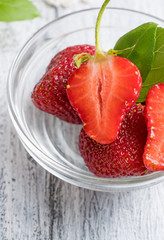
[1,0,164,239]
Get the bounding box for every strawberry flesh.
[143,83,164,171]
[67,55,142,143]
[79,104,149,178]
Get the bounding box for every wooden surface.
[1,0,164,239]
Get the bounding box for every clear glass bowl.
[7,8,164,192]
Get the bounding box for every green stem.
[95,0,111,56]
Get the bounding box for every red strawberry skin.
[143,83,164,171]
[67,55,142,143]
[79,104,149,178]
[31,45,95,124]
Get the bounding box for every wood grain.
[1,0,164,239]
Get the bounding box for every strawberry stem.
[95,0,111,57]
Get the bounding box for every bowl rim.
[7,7,164,191]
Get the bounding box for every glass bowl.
[7,7,164,192]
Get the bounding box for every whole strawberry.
[79,104,150,178]
[31,45,95,124]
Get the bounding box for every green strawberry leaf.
[74,53,93,68]
[0,0,40,22]
[114,22,157,82]
[138,27,164,102]
[107,45,135,56]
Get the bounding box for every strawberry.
[143,83,164,171]
[66,0,142,144]
[67,53,142,143]
[79,104,150,178]
[31,45,95,124]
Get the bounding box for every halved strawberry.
[143,83,164,171]
[79,104,149,177]
[67,55,142,144]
